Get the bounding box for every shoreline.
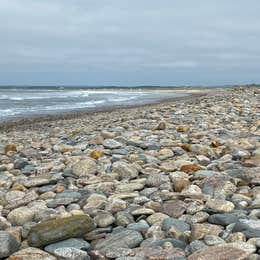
[0,88,210,132]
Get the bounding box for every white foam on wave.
[108,96,138,102]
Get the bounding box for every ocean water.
[0,87,188,122]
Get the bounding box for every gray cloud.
[0,0,260,85]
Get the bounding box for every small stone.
[90,150,104,160]
[131,207,155,216]
[4,144,17,155]
[0,216,11,229]
[44,238,90,254]
[204,235,225,246]
[5,191,26,204]
[185,240,207,254]
[7,206,35,226]
[112,161,139,180]
[158,148,173,160]
[180,164,203,174]
[226,232,246,242]
[53,247,90,260]
[23,178,50,188]
[146,213,169,225]
[72,158,97,177]
[177,125,190,132]
[105,198,127,213]
[206,199,235,213]
[94,212,115,227]
[173,179,191,192]
[154,122,166,130]
[161,200,187,218]
[211,140,222,148]
[116,183,144,192]
[0,231,20,258]
[162,217,190,233]
[94,229,143,251]
[208,213,241,226]
[127,221,150,234]
[191,223,223,241]
[103,139,123,149]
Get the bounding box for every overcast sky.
[1,1,260,86]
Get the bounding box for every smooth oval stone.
[28,215,95,247]
[208,213,241,226]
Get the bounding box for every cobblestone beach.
[0,87,259,259]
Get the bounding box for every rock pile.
[0,87,259,259]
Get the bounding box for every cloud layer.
[1,0,260,85]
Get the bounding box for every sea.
[0,86,189,122]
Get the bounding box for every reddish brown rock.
[90,150,104,160]
[180,164,203,174]
[211,140,222,148]
[181,144,191,151]
[4,144,17,155]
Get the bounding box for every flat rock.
[23,178,50,188]
[44,238,90,254]
[94,229,143,251]
[161,200,187,218]
[28,215,95,247]
[188,245,250,260]
[208,213,242,226]
[8,247,57,260]
[53,247,90,260]
[162,217,190,232]
[103,139,123,149]
[190,223,223,241]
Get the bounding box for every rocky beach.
[0,86,259,260]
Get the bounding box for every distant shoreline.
[0,88,208,131]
